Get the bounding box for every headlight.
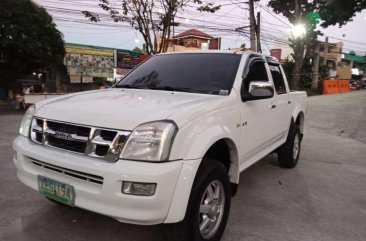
[120,121,177,162]
[19,105,36,137]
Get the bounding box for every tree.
[268,0,366,90]
[83,0,220,54]
[0,0,65,94]
[318,0,366,28]
[132,46,143,53]
[282,57,295,82]
[268,0,317,90]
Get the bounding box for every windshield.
[115,53,241,95]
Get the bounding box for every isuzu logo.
[55,131,73,141]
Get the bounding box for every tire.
[277,122,301,168]
[165,158,231,241]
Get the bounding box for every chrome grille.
[30,118,131,162]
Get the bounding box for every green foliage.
[268,0,366,27]
[268,0,365,89]
[0,0,64,87]
[132,47,143,53]
[305,11,320,25]
[317,0,366,27]
[281,58,295,81]
[300,55,314,87]
[295,55,328,89]
[268,0,316,23]
[319,58,329,81]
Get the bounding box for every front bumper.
[12,136,183,225]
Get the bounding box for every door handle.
[271,104,276,109]
[288,100,292,104]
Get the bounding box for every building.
[63,43,144,92]
[271,35,294,61]
[319,41,366,80]
[342,52,366,77]
[318,41,353,79]
[159,29,221,52]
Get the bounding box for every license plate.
[38,176,74,206]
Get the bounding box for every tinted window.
[116,53,241,95]
[269,64,287,94]
[245,59,269,82]
[243,58,269,90]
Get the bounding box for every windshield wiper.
[115,84,148,89]
[116,84,198,93]
[149,86,197,93]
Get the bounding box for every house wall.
[157,37,216,52]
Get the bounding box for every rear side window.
[269,64,287,94]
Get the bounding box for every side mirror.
[242,81,274,101]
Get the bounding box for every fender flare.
[164,131,239,224]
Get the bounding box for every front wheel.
[278,123,302,168]
[165,158,231,241]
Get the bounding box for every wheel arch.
[164,136,240,224]
[202,138,240,185]
[294,111,305,134]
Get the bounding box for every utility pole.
[172,23,175,52]
[312,41,320,89]
[171,16,179,52]
[323,36,329,66]
[249,0,257,52]
[256,11,261,53]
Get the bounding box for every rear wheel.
[278,122,301,168]
[165,158,231,241]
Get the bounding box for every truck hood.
[35,88,236,130]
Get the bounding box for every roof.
[65,43,139,53]
[173,29,214,40]
[343,53,366,64]
[156,49,264,57]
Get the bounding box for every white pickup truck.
[13,51,306,241]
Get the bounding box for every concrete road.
[1,91,365,241]
[0,101,24,116]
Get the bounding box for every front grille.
[29,158,104,185]
[47,121,91,137]
[30,118,131,162]
[48,135,87,153]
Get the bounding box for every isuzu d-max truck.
[13,51,306,241]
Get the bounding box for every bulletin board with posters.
[115,50,150,76]
[64,44,115,82]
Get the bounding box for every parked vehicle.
[14,94,25,110]
[13,51,307,241]
[349,79,361,90]
[24,93,64,105]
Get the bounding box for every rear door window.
[268,64,287,94]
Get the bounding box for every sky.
[34,0,366,56]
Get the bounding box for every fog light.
[122,182,156,196]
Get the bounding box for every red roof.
[173,29,214,40]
